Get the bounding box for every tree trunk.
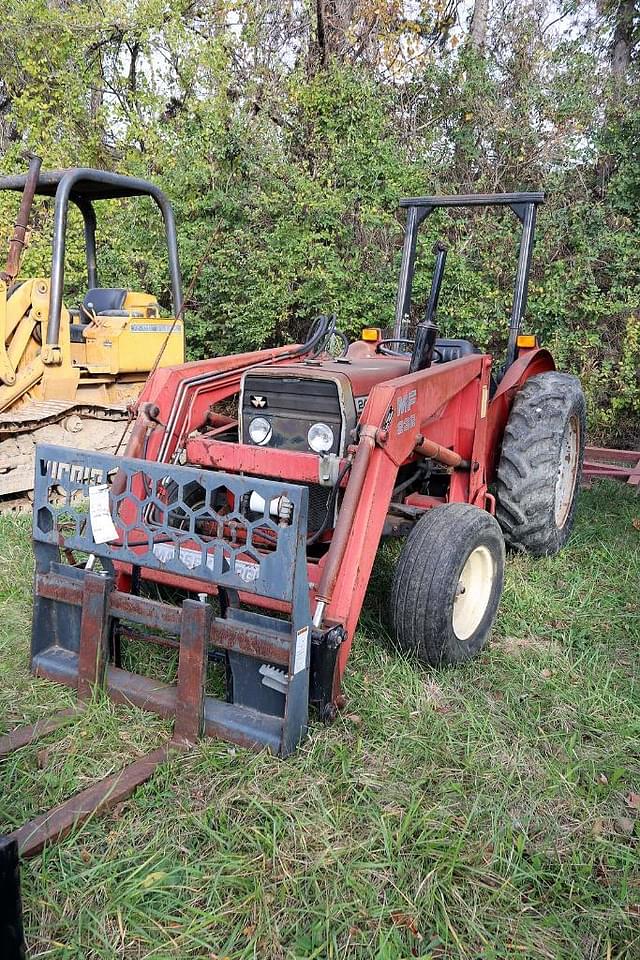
[469,0,490,53]
[315,0,358,66]
[610,0,637,89]
[0,90,19,154]
[594,0,638,193]
[316,0,327,66]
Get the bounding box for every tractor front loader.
[3,193,585,871]
[0,157,184,507]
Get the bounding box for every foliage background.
[0,0,638,443]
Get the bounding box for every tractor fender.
[485,347,556,481]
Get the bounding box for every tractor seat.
[433,338,480,364]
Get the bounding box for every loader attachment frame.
[31,443,313,757]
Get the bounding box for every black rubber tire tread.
[495,371,586,556]
[390,503,505,667]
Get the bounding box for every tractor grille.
[241,375,343,456]
[241,374,343,532]
[306,482,332,530]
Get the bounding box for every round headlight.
[307,422,334,453]
[248,417,272,445]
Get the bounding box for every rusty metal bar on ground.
[0,708,81,758]
[9,743,180,859]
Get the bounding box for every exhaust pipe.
[409,241,448,374]
[1,152,42,285]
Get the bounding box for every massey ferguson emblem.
[250,395,267,408]
[397,389,417,415]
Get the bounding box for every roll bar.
[393,192,545,371]
[0,168,183,351]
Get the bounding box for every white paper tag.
[293,626,309,675]
[89,484,118,544]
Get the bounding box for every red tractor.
[20,192,584,792]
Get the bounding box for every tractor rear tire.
[495,372,585,556]
[390,503,505,667]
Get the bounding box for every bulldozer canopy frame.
[0,168,183,349]
[393,192,545,371]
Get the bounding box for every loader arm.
[0,279,47,406]
[319,353,490,691]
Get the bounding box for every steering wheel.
[377,338,414,356]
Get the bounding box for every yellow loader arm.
[0,278,49,412]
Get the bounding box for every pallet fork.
[1,443,315,922]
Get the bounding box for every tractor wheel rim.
[452,545,495,642]
[554,414,580,529]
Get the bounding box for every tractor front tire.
[495,372,585,556]
[390,503,505,667]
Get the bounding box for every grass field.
[1,481,639,959]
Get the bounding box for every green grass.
[1,482,639,959]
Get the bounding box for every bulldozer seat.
[81,288,128,320]
[70,288,128,342]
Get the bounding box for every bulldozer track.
[0,401,132,511]
[0,399,129,436]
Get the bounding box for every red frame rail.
[583,445,640,489]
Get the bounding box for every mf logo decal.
[397,389,417,416]
[250,395,267,408]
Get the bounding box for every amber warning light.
[361,328,382,342]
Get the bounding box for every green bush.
[0,2,637,445]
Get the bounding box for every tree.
[469,0,489,52]
[610,0,638,88]
[0,0,637,442]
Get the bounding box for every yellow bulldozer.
[0,154,184,506]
